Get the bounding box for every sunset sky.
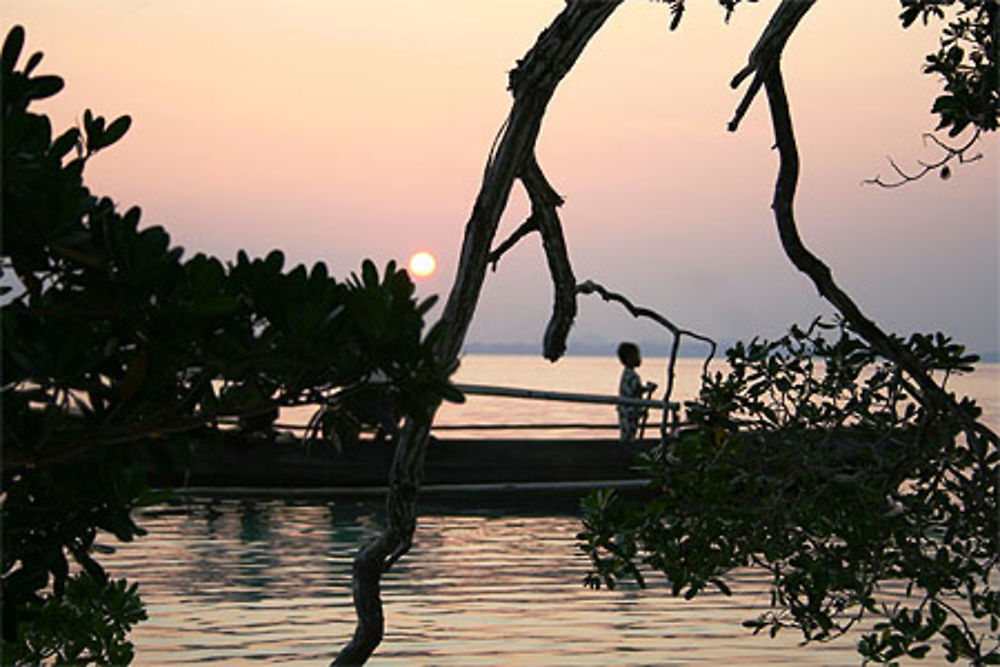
[6,0,998,356]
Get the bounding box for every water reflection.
[104,498,862,665]
[101,356,998,663]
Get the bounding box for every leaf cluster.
[899,0,999,136]
[1,25,460,661]
[652,0,760,31]
[579,318,998,664]
[4,573,146,665]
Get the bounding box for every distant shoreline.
[461,342,708,358]
[462,342,1000,363]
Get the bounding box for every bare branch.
[728,0,816,132]
[520,154,577,361]
[487,217,538,270]
[863,129,983,188]
[576,279,716,406]
[758,55,998,475]
[485,153,577,360]
[733,0,978,429]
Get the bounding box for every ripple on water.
[97,498,872,665]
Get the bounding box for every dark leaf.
[27,74,63,101]
[1,25,25,73]
[102,115,132,148]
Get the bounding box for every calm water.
[106,355,999,665]
[436,355,999,437]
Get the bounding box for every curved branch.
[753,54,999,564]
[762,64,979,421]
[576,279,716,406]
[731,1,997,450]
[332,420,427,666]
[520,154,577,361]
[728,14,998,613]
[485,153,578,360]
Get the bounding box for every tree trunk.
[332,2,624,663]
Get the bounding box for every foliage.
[899,0,998,136]
[1,25,459,662]
[579,319,998,664]
[8,573,147,665]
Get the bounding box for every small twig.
[487,217,539,270]
[863,129,983,188]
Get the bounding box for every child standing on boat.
[617,342,656,442]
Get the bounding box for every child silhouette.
[616,342,657,442]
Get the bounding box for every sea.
[104,355,999,665]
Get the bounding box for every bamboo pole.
[456,383,676,410]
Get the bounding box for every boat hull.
[148,436,656,494]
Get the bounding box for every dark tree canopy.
[580,320,997,664]
[1,25,459,664]
[3,0,998,662]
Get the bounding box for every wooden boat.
[150,384,675,498]
[149,435,659,497]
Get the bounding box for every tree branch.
[332,420,428,666]
[727,10,999,609]
[863,130,983,188]
[575,279,716,407]
[333,3,624,662]
[727,0,816,133]
[730,1,993,449]
[761,63,986,430]
[487,216,538,270]
[520,154,577,361]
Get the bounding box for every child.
[617,342,657,442]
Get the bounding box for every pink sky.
[6,0,998,355]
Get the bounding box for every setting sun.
[408,250,437,278]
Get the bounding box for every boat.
[149,384,677,498]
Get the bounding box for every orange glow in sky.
[4,0,997,355]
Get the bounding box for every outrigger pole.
[455,383,681,439]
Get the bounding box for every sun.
[408,250,437,278]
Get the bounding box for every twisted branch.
[731,0,986,436]
[486,152,578,360]
[731,9,1000,619]
[758,52,996,441]
[333,3,624,663]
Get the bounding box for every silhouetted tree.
[336,1,997,664]
[0,25,460,663]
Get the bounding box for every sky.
[6,0,999,357]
